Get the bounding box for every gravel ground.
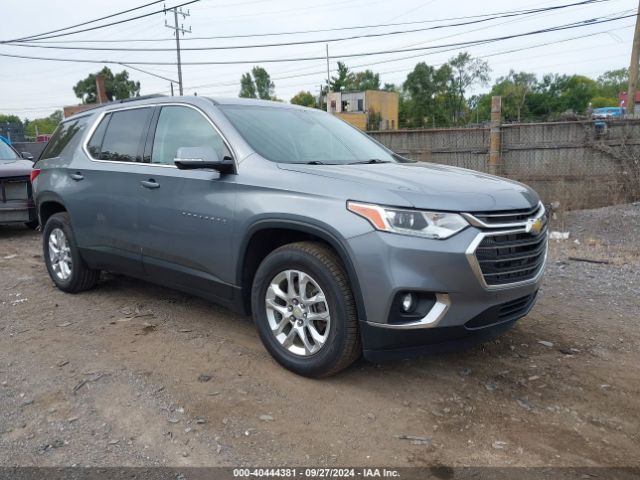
[0,203,638,467]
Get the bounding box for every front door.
[138,104,237,302]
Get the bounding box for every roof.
[206,97,307,109]
[64,95,306,121]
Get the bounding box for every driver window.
[151,105,229,165]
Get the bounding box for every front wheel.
[42,212,99,293]
[251,242,361,377]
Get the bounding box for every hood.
[0,159,34,178]
[278,161,539,212]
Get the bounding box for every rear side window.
[86,113,110,158]
[40,118,86,160]
[88,108,152,162]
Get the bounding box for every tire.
[251,241,361,377]
[42,212,99,293]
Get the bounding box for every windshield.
[219,105,396,165]
[0,141,19,160]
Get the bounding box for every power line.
[4,0,612,52]
[17,0,612,44]
[0,0,200,44]
[0,14,633,66]
[4,0,166,43]
[184,24,634,94]
[181,0,611,93]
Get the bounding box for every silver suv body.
[32,96,547,377]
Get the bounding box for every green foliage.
[590,96,620,108]
[350,70,380,91]
[329,62,352,92]
[446,52,491,124]
[328,63,380,92]
[0,114,22,125]
[23,110,63,137]
[321,56,631,127]
[252,67,274,100]
[290,91,317,107]
[239,66,274,100]
[402,62,450,128]
[596,68,628,98]
[239,73,257,98]
[73,66,140,103]
[239,72,257,98]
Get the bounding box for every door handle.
[70,172,84,181]
[140,179,160,189]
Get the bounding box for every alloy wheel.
[48,228,73,281]
[264,269,331,356]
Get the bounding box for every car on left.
[0,139,37,229]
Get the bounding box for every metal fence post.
[489,96,502,175]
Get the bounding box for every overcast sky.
[0,0,636,119]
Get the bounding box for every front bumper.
[346,226,545,359]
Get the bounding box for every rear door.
[66,106,154,276]
[137,104,237,301]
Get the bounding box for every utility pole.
[626,0,640,116]
[488,96,502,176]
[325,44,331,90]
[165,4,192,96]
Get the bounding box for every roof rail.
[117,94,166,104]
[65,94,169,119]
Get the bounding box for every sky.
[0,0,637,120]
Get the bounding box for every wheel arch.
[237,219,367,323]
[37,193,68,227]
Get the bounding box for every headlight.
[347,201,468,239]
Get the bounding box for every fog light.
[401,292,416,313]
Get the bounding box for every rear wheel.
[251,242,360,377]
[43,212,99,293]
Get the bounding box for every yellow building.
[327,90,399,131]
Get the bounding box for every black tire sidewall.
[42,213,85,292]
[252,248,352,377]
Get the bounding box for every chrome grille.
[470,204,542,225]
[465,202,548,289]
[476,229,547,286]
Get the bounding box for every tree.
[239,73,257,98]
[596,68,628,98]
[239,66,274,100]
[350,70,380,91]
[0,114,22,125]
[490,71,537,122]
[329,62,352,92]
[23,110,63,137]
[252,67,274,100]
[290,91,317,107]
[73,66,140,103]
[445,52,490,124]
[402,62,450,127]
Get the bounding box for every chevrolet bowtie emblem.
[526,217,544,235]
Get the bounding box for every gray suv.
[32,96,547,377]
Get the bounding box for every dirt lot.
[1,204,639,468]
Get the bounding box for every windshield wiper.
[347,159,392,165]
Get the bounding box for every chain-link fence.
[369,119,640,211]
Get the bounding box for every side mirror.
[174,146,235,174]
[21,152,34,161]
